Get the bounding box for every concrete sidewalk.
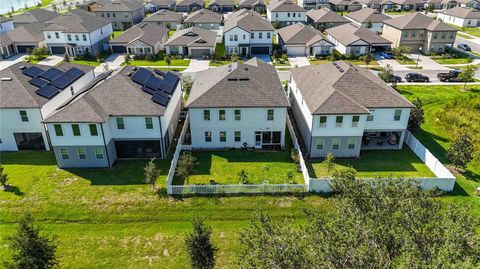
[184,59,209,72]
[37,55,63,66]
[94,54,124,75]
[0,54,26,71]
[288,57,310,67]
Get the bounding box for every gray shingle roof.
[0,16,12,23]
[268,0,306,12]
[165,26,217,47]
[306,7,350,24]
[208,0,235,6]
[277,23,332,46]
[326,23,391,46]
[441,7,480,19]
[346,8,391,23]
[148,0,176,6]
[0,23,46,47]
[290,61,413,115]
[0,62,94,109]
[224,9,274,32]
[143,9,183,23]
[238,0,266,7]
[43,9,111,33]
[186,58,289,108]
[44,66,181,123]
[176,0,205,7]
[329,0,362,5]
[95,0,144,12]
[12,9,60,25]
[384,12,456,31]
[110,22,168,46]
[184,9,222,24]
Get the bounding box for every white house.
[267,0,307,27]
[326,23,391,55]
[437,7,480,27]
[0,62,95,152]
[289,61,414,158]
[43,9,113,57]
[186,58,290,150]
[43,66,183,168]
[346,8,391,33]
[164,26,217,58]
[276,23,334,56]
[223,9,276,56]
[0,16,14,35]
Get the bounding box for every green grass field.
[309,59,379,66]
[70,59,103,66]
[449,24,480,38]
[308,148,435,179]
[129,59,191,66]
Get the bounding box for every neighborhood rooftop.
[43,9,111,32]
[165,26,217,47]
[290,61,413,115]
[12,9,59,24]
[208,0,235,6]
[110,22,168,47]
[277,23,331,46]
[441,6,480,19]
[142,9,183,23]
[306,8,350,24]
[224,9,275,32]
[383,12,457,31]
[94,0,144,11]
[346,8,391,23]
[326,23,391,46]
[184,9,222,24]
[0,23,46,48]
[186,58,289,108]
[268,0,306,12]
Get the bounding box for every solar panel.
[36,85,60,99]
[154,69,166,77]
[151,91,170,106]
[142,85,156,95]
[51,67,85,90]
[39,67,64,81]
[131,68,152,85]
[29,77,49,88]
[22,66,44,78]
[158,72,179,95]
[144,75,163,90]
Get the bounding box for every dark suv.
[437,70,463,82]
[405,73,429,82]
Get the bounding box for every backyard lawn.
[308,148,435,179]
[449,24,480,38]
[430,49,474,65]
[70,59,103,66]
[309,58,379,66]
[113,30,124,38]
[128,59,191,66]
[395,56,416,65]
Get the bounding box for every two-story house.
[267,0,307,27]
[306,7,350,30]
[238,0,267,13]
[183,8,222,30]
[109,22,169,54]
[89,0,145,30]
[0,16,14,35]
[12,9,59,27]
[298,0,330,10]
[381,0,425,11]
[186,58,290,150]
[223,9,276,56]
[0,62,95,152]
[276,23,334,56]
[176,0,205,13]
[329,0,363,12]
[43,9,113,57]
[289,61,414,158]
[437,7,480,27]
[208,0,236,13]
[144,0,176,12]
[346,8,391,33]
[43,66,182,168]
[382,12,457,54]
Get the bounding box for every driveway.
[94,54,124,75]
[251,54,272,64]
[288,57,310,67]
[184,59,210,73]
[37,55,63,66]
[0,54,26,71]
[407,53,450,71]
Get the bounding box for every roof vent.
[1,77,12,81]
[243,67,248,71]
[126,72,133,76]
[338,68,344,73]
[19,66,26,70]
[132,67,138,71]
[239,78,249,81]
[227,78,238,81]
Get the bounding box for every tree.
[427,3,434,13]
[32,47,48,60]
[272,20,281,29]
[5,214,58,269]
[181,75,193,100]
[408,98,424,132]
[0,165,9,190]
[366,20,372,29]
[237,169,248,184]
[239,169,480,269]
[165,55,171,66]
[176,151,198,184]
[144,158,162,189]
[124,53,131,65]
[458,65,476,90]
[63,53,70,62]
[165,22,171,30]
[290,148,299,163]
[446,133,474,170]
[322,152,335,175]
[362,53,373,66]
[185,217,218,269]
[378,64,394,84]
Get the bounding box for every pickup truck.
[437,70,463,82]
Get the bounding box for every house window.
[251,32,254,39]
[83,34,87,41]
[449,32,454,39]
[403,31,408,38]
[89,124,98,136]
[275,13,278,18]
[219,110,226,120]
[267,32,271,39]
[75,35,79,41]
[348,138,356,149]
[234,35,238,41]
[441,32,446,39]
[67,34,72,41]
[72,124,81,136]
[332,138,340,150]
[234,131,241,142]
[107,13,110,17]
[145,117,153,129]
[47,32,51,39]
[219,131,226,142]
[60,148,69,159]
[412,31,416,37]
[367,110,374,121]
[287,12,290,17]
[293,12,296,18]
[259,32,262,39]
[19,110,28,122]
[77,148,87,159]
[112,13,116,17]
[234,109,241,121]
[267,109,274,121]
[55,32,59,39]
[352,116,359,127]
[230,35,233,41]
[243,34,246,40]
[54,124,63,136]
[335,116,343,127]
[203,110,210,120]
[205,131,211,142]
[124,13,128,18]
[100,29,103,35]
[94,147,104,159]
[316,138,324,150]
[102,13,105,17]
[319,116,327,128]
[394,110,402,121]
[116,118,125,129]
[433,33,438,39]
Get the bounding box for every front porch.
[361,131,403,150]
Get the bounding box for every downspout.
[158,116,165,159]
[100,123,111,167]
[309,116,314,157]
[39,111,52,151]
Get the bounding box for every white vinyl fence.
[286,114,311,187]
[166,115,190,194]
[309,130,456,193]
[170,184,307,195]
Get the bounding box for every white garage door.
[286,46,306,56]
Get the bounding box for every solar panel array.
[22,66,86,99]
[130,67,180,107]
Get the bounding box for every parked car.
[380,51,394,59]
[389,74,402,83]
[405,73,429,82]
[457,43,471,51]
[437,70,464,82]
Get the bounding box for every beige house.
[382,13,457,54]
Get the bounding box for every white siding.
[267,10,306,24]
[0,20,14,35]
[0,108,49,151]
[47,122,105,146]
[437,13,477,27]
[364,108,410,130]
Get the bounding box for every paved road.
[454,36,480,53]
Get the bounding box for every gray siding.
[53,146,109,168]
[106,139,117,166]
[310,136,362,158]
[289,92,312,152]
